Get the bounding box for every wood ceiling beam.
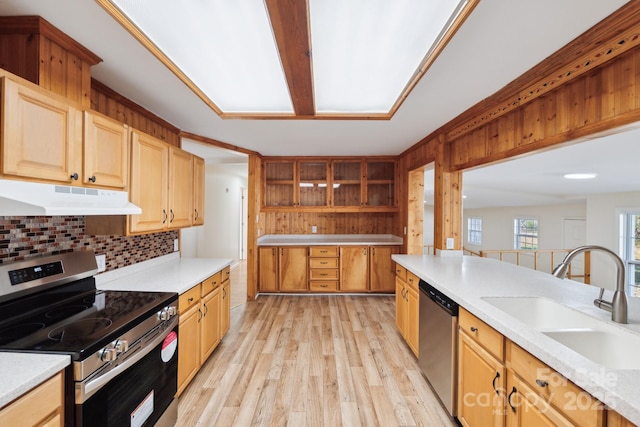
[265,0,315,116]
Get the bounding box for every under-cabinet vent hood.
[0,179,142,216]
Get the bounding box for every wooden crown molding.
[179,131,261,157]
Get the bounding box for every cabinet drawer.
[309,246,338,257]
[459,307,504,361]
[179,285,201,312]
[406,271,419,291]
[201,271,222,296]
[309,258,338,269]
[310,281,338,292]
[222,266,231,282]
[310,269,339,280]
[507,341,604,427]
[395,264,407,282]
[0,372,63,426]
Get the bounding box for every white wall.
[181,163,248,263]
[423,204,434,253]
[457,202,586,272]
[586,191,640,290]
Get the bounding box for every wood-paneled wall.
[262,212,400,235]
[90,79,181,147]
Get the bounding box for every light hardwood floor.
[177,294,454,426]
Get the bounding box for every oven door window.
[76,327,178,427]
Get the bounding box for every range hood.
[0,179,142,216]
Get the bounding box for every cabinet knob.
[70,172,79,181]
[88,175,96,183]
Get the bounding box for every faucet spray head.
[552,262,569,278]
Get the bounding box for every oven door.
[75,319,178,427]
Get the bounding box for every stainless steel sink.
[482,296,640,370]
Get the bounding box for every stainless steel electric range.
[0,251,179,427]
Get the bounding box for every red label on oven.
[161,331,177,362]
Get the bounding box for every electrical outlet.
[95,254,106,272]
[312,225,317,233]
[174,238,179,252]
[446,237,454,249]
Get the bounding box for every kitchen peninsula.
[392,254,640,425]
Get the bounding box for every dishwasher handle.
[419,279,459,316]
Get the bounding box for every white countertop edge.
[392,254,640,424]
[95,252,180,285]
[0,353,70,408]
[257,233,403,246]
[96,256,233,294]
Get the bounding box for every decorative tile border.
[0,216,177,272]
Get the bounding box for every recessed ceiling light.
[564,173,597,180]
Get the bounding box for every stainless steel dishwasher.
[418,279,459,418]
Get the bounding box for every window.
[620,212,640,289]
[514,218,538,250]
[467,217,482,245]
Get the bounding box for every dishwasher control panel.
[419,279,459,316]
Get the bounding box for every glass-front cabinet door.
[299,161,328,206]
[333,161,362,207]
[365,161,395,207]
[264,161,295,207]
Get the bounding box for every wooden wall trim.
[180,131,261,157]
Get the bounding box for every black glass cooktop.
[0,277,177,360]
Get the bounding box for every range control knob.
[100,347,117,362]
[158,305,178,320]
[113,339,129,353]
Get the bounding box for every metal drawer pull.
[188,297,194,302]
[492,372,500,395]
[508,387,517,413]
[470,326,478,332]
[535,379,548,388]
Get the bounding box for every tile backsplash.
[0,216,177,271]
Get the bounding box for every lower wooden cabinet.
[258,243,401,293]
[608,410,637,427]
[395,266,419,356]
[0,371,64,427]
[177,267,231,396]
[456,306,607,427]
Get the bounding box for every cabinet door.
[192,155,205,225]
[2,78,82,184]
[83,110,128,189]
[0,372,63,427]
[395,277,406,334]
[129,130,168,233]
[200,287,221,362]
[221,279,230,336]
[168,147,193,229]
[299,161,328,206]
[332,161,362,207]
[365,160,395,207]
[279,247,308,291]
[264,161,295,207]
[406,284,419,356]
[177,303,200,396]
[369,246,400,292]
[259,247,279,292]
[340,246,368,291]
[505,372,572,427]
[457,332,506,427]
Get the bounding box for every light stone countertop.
[392,254,640,424]
[257,233,403,246]
[0,353,70,408]
[96,253,233,294]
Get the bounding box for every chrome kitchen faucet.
[552,245,628,324]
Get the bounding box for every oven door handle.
[76,316,178,403]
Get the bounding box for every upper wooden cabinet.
[83,110,129,189]
[1,77,82,184]
[263,158,397,212]
[129,130,197,233]
[192,155,205,226]
[1,77,129,190]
